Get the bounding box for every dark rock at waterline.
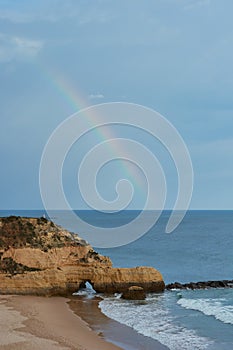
[166,280,233,290]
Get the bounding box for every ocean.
[1,210,233,349]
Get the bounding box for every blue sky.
[0,0,233,210]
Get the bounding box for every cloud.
[184,0,211,10]
[0,0,76,23]
[0,1,113,25]
[0,10,73,24]
[0,10,35,23]
[88,93,105,100]
[0,34,43,62]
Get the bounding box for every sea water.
[98,211,233,350]
[1,210,233,349]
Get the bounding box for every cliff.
[0,216,165,296]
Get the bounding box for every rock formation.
[0,216,165,296]
[121,286,146,300]
[166,280,233,290]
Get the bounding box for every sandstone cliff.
[0,216,165,296]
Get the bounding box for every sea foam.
[99,293,213,350]
[178,297,233,325]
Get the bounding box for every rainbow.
[39,63,146,199]
[40,64,89,112]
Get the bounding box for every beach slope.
[0,295,122,350]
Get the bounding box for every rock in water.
[121,286,146,300]
[166,280,233,290]
[0,216,165,296]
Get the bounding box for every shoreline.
[68,295,168,350]
[0,294,168,350]
[0,295,122,350]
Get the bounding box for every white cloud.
[184,0,211,10]
[89,93,105,100]
[0,11,35,23]
[0,10,72,24]
[0,1,115,26]
[0,34,43,62]
[0,0,76,23]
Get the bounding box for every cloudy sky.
[1,0,233,210]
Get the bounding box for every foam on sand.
[100,293,213,350]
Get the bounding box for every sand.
[0,295,168,350]
[69,296,168,350]
[0,295,122,350]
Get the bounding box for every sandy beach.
[0,295,167,350]
[0,295,122,350]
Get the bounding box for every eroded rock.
[0,217,165,296]
[121,286,146,300]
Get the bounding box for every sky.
[0,0,233,210]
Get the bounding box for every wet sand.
[69,295,168,350]
[0,295,168,350]
[0,295,121,350]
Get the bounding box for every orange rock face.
[0,216,165,296]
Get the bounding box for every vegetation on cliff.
[0,216,88,251]
[0,216,165,296]
[0,257,41,275]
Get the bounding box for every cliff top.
[0,216,88,251]
[0,216,165,296]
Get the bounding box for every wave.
[73,282,96,298]
[99,293,213,350]
[178,297,233,325]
